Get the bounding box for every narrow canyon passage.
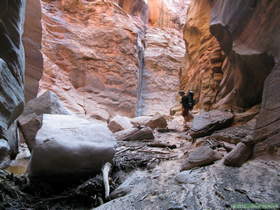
[0,0,280,209]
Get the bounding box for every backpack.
[187,92,195,110]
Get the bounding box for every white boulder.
[28,114,116,180]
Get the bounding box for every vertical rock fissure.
[136,29,146,116]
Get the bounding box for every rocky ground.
[1,113,280,210]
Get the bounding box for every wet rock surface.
[190,110,234,138]
[23,0,43,101]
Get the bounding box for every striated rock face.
[117,0,189,29]
[0,0,26,162]
[39,0,144,118]
[38,0,187,118]
[181,0,273,111]
[117,0,148,23]
[209,0,280,157]
[147,0,189,29]
[142,28,184,115]
[181,0,224,110]
[23,0,43,101]
[183,0,280,158]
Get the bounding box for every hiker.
[179,90,194,124]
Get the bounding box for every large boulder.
[28,114,116,180]
[21,91,70,117]
[18,91,70,151]
[190,110,234,138]
[181,146,222,171]
[108,115,133,133]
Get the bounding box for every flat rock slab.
[28,114,116,180]
[114,127,154,141]
[181,146,222,170]
[211,125,253,145]
[190,110,234,138]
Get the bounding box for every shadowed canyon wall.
[0,0,26,161]
[181,0,273,111]
[209,0,280,157]
[182,0,280,158]
[38,0,187,118]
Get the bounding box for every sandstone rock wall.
[181,0,273,112]
[39,0,187,118]
[147,0,189,29]
[116,0,189,29]
[180,0,223,111]
[209,0,280,157]
[0,0,26,160]
[23,0,43,101]
[39,0,145,119]
[142,28,185,115]
[182,0,280,157]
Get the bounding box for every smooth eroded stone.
[28,114,116,181]
[181,146,222,171]
[190,110,234,138]
[18,91,70,151]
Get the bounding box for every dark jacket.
[181,92,194,110]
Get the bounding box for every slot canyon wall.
[209,0,280,157]
[0,0,26,162]
[182,0,280,157]
[181,0,274,111]
[38,0,187,119]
